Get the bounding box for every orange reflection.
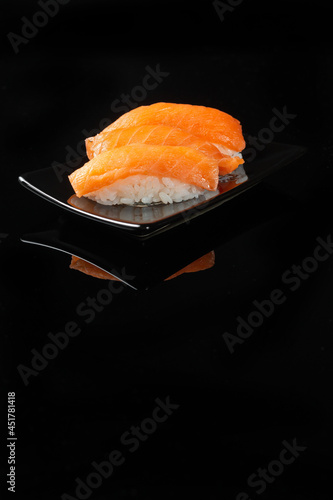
[70,256,120,281]
[165,252,215,280]
[70,251,215,283]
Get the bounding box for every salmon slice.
[69,144,219,197]
[219,156,244,176]
[85,124,244,176]
[70,256,119,280]
[86,125,222,160]
[92,102,245,153]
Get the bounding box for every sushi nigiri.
[85,124,244,176]
[87,102,245,159]
[68,144,219,206]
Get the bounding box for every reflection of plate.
[18,143,306,238]
[20,171,301,290]
[20,221,219,290]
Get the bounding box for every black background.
[1,0,333,499]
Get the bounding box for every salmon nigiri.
[88,102,245,155]
[68,144,219,206]
[85,124,244,176]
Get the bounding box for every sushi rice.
[85,175,207,206]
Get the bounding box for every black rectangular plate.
[18,142,306,238]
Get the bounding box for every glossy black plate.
[18,143,306,238]
[20,179,302,290]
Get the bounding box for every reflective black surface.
[20,174,303,290]
[2,1,333,499]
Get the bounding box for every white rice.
[85,175,206,206]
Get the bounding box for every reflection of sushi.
[69,102,245,206]
[70,256,119,281]
[86,124,244,176]
[165,251,215,280]
[69,144,219,206]
[69,251,215,282]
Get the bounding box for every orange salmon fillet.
[219,156,244,176]
[85,124,244,176]
[86,125,223,160]
[96,102,245,153]
[69,144,219,197]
